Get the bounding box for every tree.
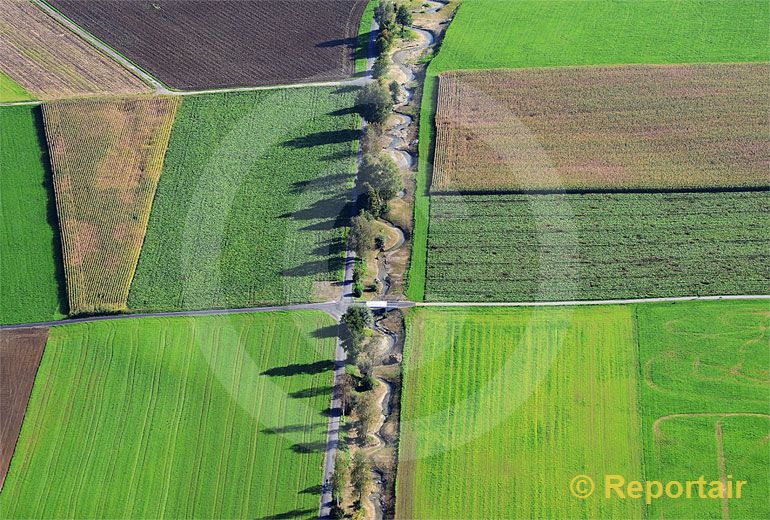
[354,391,379,442]
[339,373,355,416]
[350,451,372,503]
[359,182,385,217]
[396,3,413,27]
[360,124,383,154]
[341,305,375,337]
[331,453,349,506]
[372,53,390,79]
[375,0,396,29]
[356,81,394,125]
[389,80,400,103]
[349,213,376,257]
[359,152,403,201]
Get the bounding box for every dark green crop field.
[408,0,770,300]
[0,311,336,519]
[0,106,65,324]
[129,87,359,312]
[425,192,770,302]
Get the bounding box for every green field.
[355,0,377,73]
[425,191,770,302]
[637,301,770,519]
[408,0,770,300]
[0,71,31,103]
[397,301,770,519]
[397,305,644,518]
[0,106,65,324]
[128,87,359,312]
[0,311,336,519]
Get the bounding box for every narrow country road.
[319,13,381,520]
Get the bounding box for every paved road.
[318,13,381,519]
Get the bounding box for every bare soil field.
[0,0,149,100]
[43,97,179,315]
[49,0,369,90]
[0,327,47,489]
[432,63,770,192]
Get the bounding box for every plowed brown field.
[433,63,770,192]
[43,97,179,315]
[0,327,47,490]
[49,0,369,89]
[0,0,149,100]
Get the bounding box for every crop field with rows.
[637,301,770,519]
[425,192,770,302]
[0,106,65,325]
[0,311,336,519]
[49,0,369,90]
[0,0,149,100]
[408,0,770,300]
[397,300,769,519]
[128,87,359,312]
[433,63,770,192]
[398,305,644,519]
[43,97,180,316]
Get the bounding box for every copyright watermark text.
[570,474,748,504]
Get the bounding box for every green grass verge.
[128,87,359,312]
[355,0,377,74]
[398,300,769,518]
[0,311,336,519]
[407,0,770,301]
[0,71,31,103]
[637,300,770,519]
[425,192,770,301]
[0,106,65,324]
[398,305,644,518]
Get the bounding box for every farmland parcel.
[408,0,770,299]
[0,312,336,519]
[397,301,769,519]
[48,0,369,90]
[0,328,47,489]
[43,97,179,316]
[637,301,770,519]
[0,0,149,100]
[0,106,65,325]
[128,87,359,312]
[433,64,770,192]
[425,192,769,302]
[397,306,644,519]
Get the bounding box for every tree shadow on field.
[290,441,326,453]
[300,484,323,495]
[310,324,339,339]
[290,172,351,195]
[32,107,69,316]
[257,508,315,520]
[283,129,360,148]
[289,386,333,399]
[261,422,325,435]
[261,360,335,377]
[281,256,345,278]
[317,36,357,49]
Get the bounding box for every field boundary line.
[418,295,770,307]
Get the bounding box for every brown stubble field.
[49,0,369,90]
[0,327,47,489]
[43,97,179,316]
[0,0,149,100]
[432,63,770,192]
